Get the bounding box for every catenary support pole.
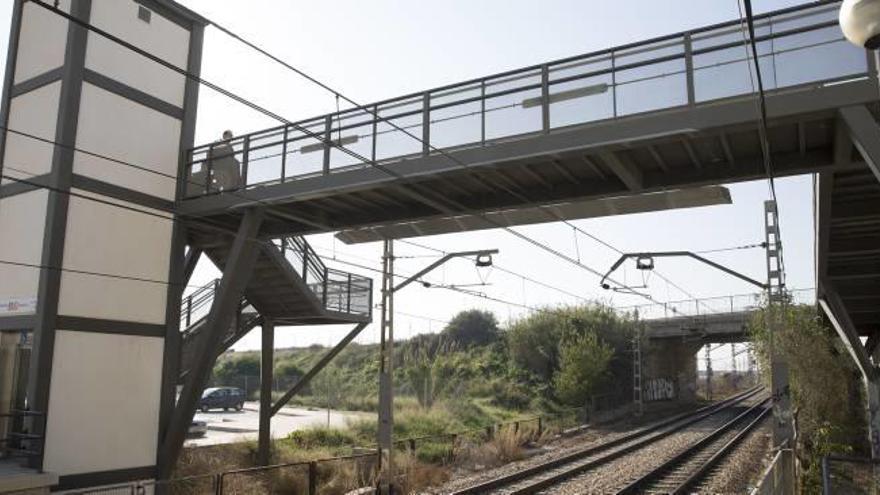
[705,345,712,401]
[378,238,395,494]
[764,200,793,447]
[258,318,274,466]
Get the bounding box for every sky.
[0,0,827,371]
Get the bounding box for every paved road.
[185,402,371,447]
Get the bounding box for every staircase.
[177,235,372,382]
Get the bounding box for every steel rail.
[449,387,763,495]
[671,403,771,494]
[614,398,770,494]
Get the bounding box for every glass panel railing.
[183,2,866,198]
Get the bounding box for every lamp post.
[377,241,498,494]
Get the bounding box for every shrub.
[286,427,359,450]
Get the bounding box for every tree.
[442,309,500,347]
[506,304,637,386]
[214,354,260,386]
[553,332,613,406]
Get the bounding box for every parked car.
[199,387,245,412]
[188,420,207,438]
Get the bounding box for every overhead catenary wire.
[142,2,685,307]
[30,0,697,311]
[736,0,787,280]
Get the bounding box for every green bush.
[286,427,359,449]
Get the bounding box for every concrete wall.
[643,339,701,403]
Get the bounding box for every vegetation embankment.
[749,299,867,493]
[178,305,641,492]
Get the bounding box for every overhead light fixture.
[522,83,609,108]
[636,255,655,271]
[475,253,494,267]
[300,135,359,154]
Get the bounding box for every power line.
[392,239,590,303]
[178,3,674,306]
[33,1,689,311]
[736,0,787,280]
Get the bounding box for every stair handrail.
[282,236,327,287]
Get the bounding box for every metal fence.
[615,287,816,320]
[823,455,880,494]
[183,1,867,198]
[0,409,44,466]
[66,398,631,495]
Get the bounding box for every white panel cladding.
[13,0,71,84]
[0,190,48,314]
[43,330,163,475]
[1,81,61,185]
[85,0,189,107]
[74,83,182,200]
[58,190,171,324]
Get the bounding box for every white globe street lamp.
[840,0,880,48]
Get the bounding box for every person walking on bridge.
[208,130,241,191]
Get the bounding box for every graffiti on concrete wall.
[645,377,675,401]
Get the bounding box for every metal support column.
[633,324,643,417]
[378,239,395,494]
[258,318,274,466]
[765,200,792,447]
[705,345,712,401]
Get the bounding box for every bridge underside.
[645,311,753,344]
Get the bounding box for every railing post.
[540,64,550,133]
[422,92,430,156]
[322,267,329,308]
[408,438,416,453]
[206,144,215,194]
[611,51,617,118]
[371,104,378,163]
[346,273,352,313]
[240,136,250,189]
[537,417,543,436]
[186,296,192,327]
[480,80,486,145]
[684,33,695,106]
[323,115,332,175]
[280,125,289,183]
[302,246,309,284]
[308,461,318,495]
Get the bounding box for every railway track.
[614,398,770,494]
[449,387,764,495]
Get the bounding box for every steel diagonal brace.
[270,321,369,416]
[159,208,265,478]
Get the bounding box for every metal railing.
[0,410,44,464]
[614,287,816,320]
[822,455,880,494]
[281,236,373,316]
[180,278,220,329]
[183,1,867,198]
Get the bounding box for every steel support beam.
[819,280,880,459]
[258,318,274,466]
[840,105,880,183]
[182,247,202,288]
[269,322,368,416]
[599,150,643,191]
[159,208,264,477]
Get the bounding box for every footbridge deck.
[634,289,815,342]
[178,1,874,244]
